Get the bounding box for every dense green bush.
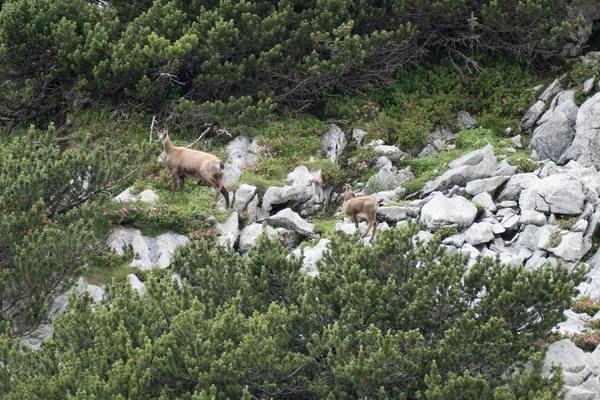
[0,0,581,126]
[0,224,584,398]
[0,124,151,334]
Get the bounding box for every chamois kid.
[343,183,379,239]
[158,129,230,209]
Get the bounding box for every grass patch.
[84,264,133,286]
[83,250,135,286]
[400,148,468,194]
[241,172,289,198]
[313,219,338,237]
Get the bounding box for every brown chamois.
[158,129,230,209]
[343,183,378,239]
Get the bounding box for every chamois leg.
[179,176,185,192]
[209,179,223,207]
[368,210,378,239]
[171,175,179,195]
[352,215,360,236]
[220,186,230,209]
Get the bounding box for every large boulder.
[522,100,547,132]
[266,208,315,237]
[496,173,541,202]
[419,193,478,230]
[232,184,257,212]
[423,145,497,194]
[364,166,413,194]
[238,223,278,252]
[561,93,600,169]
[322,123,347,165]
[529,90,578,162]
[108,227,189,270]
[291,238,330,276]
[543,339,594,376]
[214,212,240,249]
[223,135,259,185]
[519,174,588,215]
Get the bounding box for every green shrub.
[0,223,584,398]
[573,296,600,315]
[569,330,600,352]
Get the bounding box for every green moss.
[313,219,338,237]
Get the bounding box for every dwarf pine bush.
[0,224,585,398]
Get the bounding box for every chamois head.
[157,129,169,142]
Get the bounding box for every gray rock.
[418,144,437,157]
[420,193,478,230]
[494,158,518,176]
[443,233,465,248]
[511,135,523,149]
[549,231,591,262]
[232,184,258,212]
[501,214,520,230]
[519,174,587,215]
[539,79,563,102]
[519,210,547,226]
[564,386,596,400]
[377,206,420,222]
[497,200,518,208]
[572,219,589,233]
[561,93,600,169]
[465,175,510,196]
[423,145,497,194]
[352,128,367,144]
[370,187,406,203]
[336,220,368,235]
[238,223,278,252]
[522,101,547,132]
[583,77,596,95]
[322,123,347,165]
[224,135,259,185]
[375,156,392,170]
[262,185,311,215]
[267,208,315,237]
[555,310,592,335]
[215,212,240,249]
[128,274,146,296]
[138,189,159,203]
[465,222,496,246]
[529,90,578,162]
[457,111,475,129]
[20,324,55,351]
[292,238,330,276]
[114,187,137,202]
[373,144,406,161]
[364,166,413,194]
[543,339,594,376]
[525,250,549,270]
[108,227,189,270]
[471,192,496,212]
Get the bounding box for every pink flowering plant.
[573,296,600,315]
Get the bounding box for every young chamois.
[343,183,378,239]
[158,129,230,209]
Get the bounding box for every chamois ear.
[344,183,352,191]
[157,129,168,140]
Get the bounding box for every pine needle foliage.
[0,223,584,398]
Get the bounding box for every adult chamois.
[343,183,378,239]
[158,129,230,209]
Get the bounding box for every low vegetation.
[0,0,596,396]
